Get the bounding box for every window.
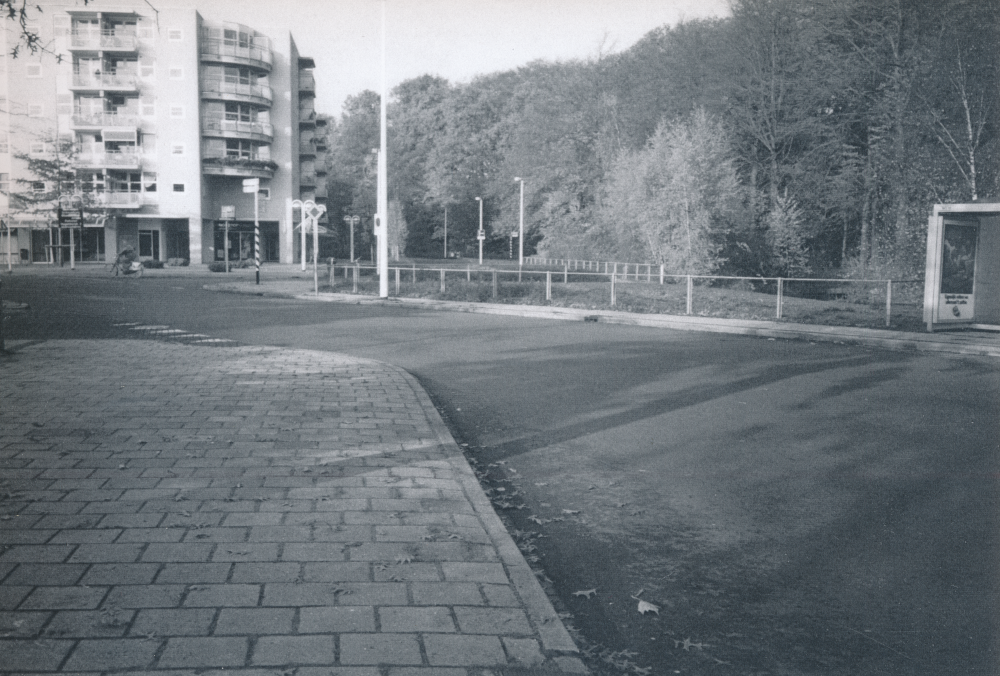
[170,105,184,118]
[0,136,7,154]
[28,104,43,117]
[167,28,182,41]
[25,62,41,78]
[141,133,156,153]
[172,183,185,192]
[225,138,253,159]
[225,102,254,122]
[29,142,46,156]
[142,172,156,193]
[0,173,9,193]
[140,57,154,78]
[139,229,159,258]
[258,188,270,200]
[223,66,253,86]
[171,144,184,155]
[141,96,155,117]
[31,181,46,194]
[169,67,183,79]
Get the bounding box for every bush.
[142,259,165,269]
[166,258,189,267]
[208,262,229,272]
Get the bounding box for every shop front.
[212,220,279,263]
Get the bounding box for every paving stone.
[280,543,348,561]
[411,583,484,607]
[103,584,186,609]
[44,609,136,637]
[0,610,51,637]
[0,545,74,563]
[141,543,215,562]
[4,563,88,586]
[251,634,336,665]
[117,527,186,543]
[441,563,509,584]
[481,584,520,607]
[20,586,108,610]
[0,529,58,545]
[298,605,375,633]
[212,543,280,562]
[68,543,144,563]
[301,562,370,582]
[379,606,456,633]
[501,637,546,666]
[423,634,506,666]
[0,638,75,670]
[0,586,32,610]
[63,637,161,670]
[298,668,380,676]
[156,563,232,584]
[339,633,423,665]
[182,584,260,607]
[130,608,216,637]
[385,669,467,676]
[213,607,294,635]
[49,529,122,544]
[229,562,301,583]
[157,636,249,668]
[454,607,532,635]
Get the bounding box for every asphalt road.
[4,271,999,675]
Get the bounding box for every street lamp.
[514,177,524,269]
[443,204,448,259]
[475,196,484,265]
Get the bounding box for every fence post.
[611,273,616,306]
[647,265,651,282]
[467,265,470,282]
[352,264,358,293]
[686,275,693,315]
[395,267,400,295]
[660,264,664,285]
[546,271,552,301]
[613,262,617,276]
[563,265,568,283]
[440,268,446,293]
[886,280,892,327]
[776,278,783,319]
[492,270,498,298]
[412,264,416,284]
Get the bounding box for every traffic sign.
[221,205,235,220]
[242,178,260,193]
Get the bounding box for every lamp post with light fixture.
[475,196,484,265]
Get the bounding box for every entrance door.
[138,229,160,260]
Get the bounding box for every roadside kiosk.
[923,202,1000,332]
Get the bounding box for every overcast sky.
[195,0,731,117]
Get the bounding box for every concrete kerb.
[207,281,1000,359]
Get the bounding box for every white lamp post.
[475,196,484,265]
[514,177,524,268]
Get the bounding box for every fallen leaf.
[561,509,580,515]
[637,600,659,616]
[395,554,413,564]
[573,588,597,599]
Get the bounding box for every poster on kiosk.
[938,220,977,322]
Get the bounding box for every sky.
[195,0,731,117]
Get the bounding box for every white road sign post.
[242,179,260,284]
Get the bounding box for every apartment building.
[0,0,327,266]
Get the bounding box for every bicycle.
[109,253,143,277]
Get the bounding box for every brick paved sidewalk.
[0,340,585,675]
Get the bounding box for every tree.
[602,109,742,273]
[4,0,88,58]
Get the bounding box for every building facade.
[0,0,327,266]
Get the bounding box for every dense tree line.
[324,0,998,278]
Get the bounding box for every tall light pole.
[475,196,483,265]
[514,177,524,268]
[375,0,389,298]
[443,204,447,259]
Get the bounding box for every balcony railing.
[299,140,316,155]
[92,191,144,208]
[70,30,138,51]
[202,154,277,179]
[201,80,273,105]
[71,72,139,90]
[201,38,273,70]
[299,73,315,92]
[315,184,328,199]
[75,150,141,169]
[300,171,317,186]
[299,109,316,124]
[71,112,139,128]
[202,117,274,142]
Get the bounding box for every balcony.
[299,109,316,126]
[314,184,328,200]
[75,149,141,170]
[299,140,316,156]
[92,191,144,209]
[300,171,316,187]
[202,117,274,143]
[70,112,139,130]
[202,154,276,180]
[201,80,273,107]
[71,72,139,92]
[201,38,272,72]
[299,72,315,94]
[70,30,138,52]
